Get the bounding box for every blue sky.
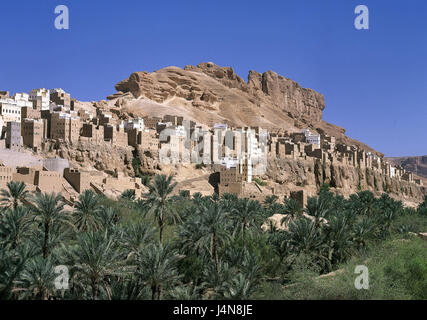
[0,0,426,157]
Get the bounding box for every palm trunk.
[242,219,246,253]
[151,285,156,300]
[213,234,219,275]
[42,288,48,300]
[157,284,162,300]
[91,276,99,300]
[43,222,50,258]
[159,224,164,243]
[158,209,165,243]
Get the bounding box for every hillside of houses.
[0,85,424,207]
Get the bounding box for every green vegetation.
[253,178,266,186]
[0,178,426,300]
[131,152,152,186]
[195,162,206,170]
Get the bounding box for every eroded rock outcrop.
[248,70,325,122]
[266,157,425,203]
[114,62,324,123]
[44,140,134,176]
[112,62,380,155]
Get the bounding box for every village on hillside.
[0,88,423,207]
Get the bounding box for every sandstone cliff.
[265,157,426,207]
[42,140,135,176]
[111,62,381,156]
[63,62,426,203]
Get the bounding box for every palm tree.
[324,212,354,265]
[138,242,180,300]
[0,206,33,250]
[268,230,292,270]
[97,206,120,230]
[108,276,149,300]
[0,244,32,299]
[263,195,278,207]
[281,198,303,227]
[418,196,427,216]
[211,193,220,203]
[377,193,403,215]
[379,209,396,237]
[177,214,207,256]
[234,198,262,252]
[217,194,234,213]
[120,189,136,202]
[222,273,257,299]
[304,196,330,227]
[64,230,129,300]
[72,190,102,232]
[263,195,282,216]
[197,202,231,274]
[168,284,201,300]
[201,260,233,297]
[178,190,190,199]
[287,217,330,270]
[192,192,203,202]
[350,190,378,216]
[287,217,321,253]
[30,192,68,258]
[352,216,376,249]
[0,181,28,210]
[121,221,155,257]
[241,250,261,283]
[144,174,179,243]
[17,255,57,300]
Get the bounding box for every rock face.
[112,62,381,155]
[386,156,427,178]
[115,62,324,122]
[247,69,325,122]
[55,62,423,204]
[43,140,135,176]
[266,157,426,205]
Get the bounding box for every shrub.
[254,178,266,186]
[195,163,205,170]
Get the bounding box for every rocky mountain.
[110,62,382,156]
[386,156,427,179]
[66,62,425,205]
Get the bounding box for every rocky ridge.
[66,62,425,204]
[112,62,381,156]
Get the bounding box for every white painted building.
[174,125,186,137]
[0,98,22,122]
[12,93,32,108]
[219,156,239,169]
[51,88,66,94]
[124,118,145,132]
[29,88,50,110]
[390,166,396,178]
[302,128,320,148]
[0,115,4,137]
